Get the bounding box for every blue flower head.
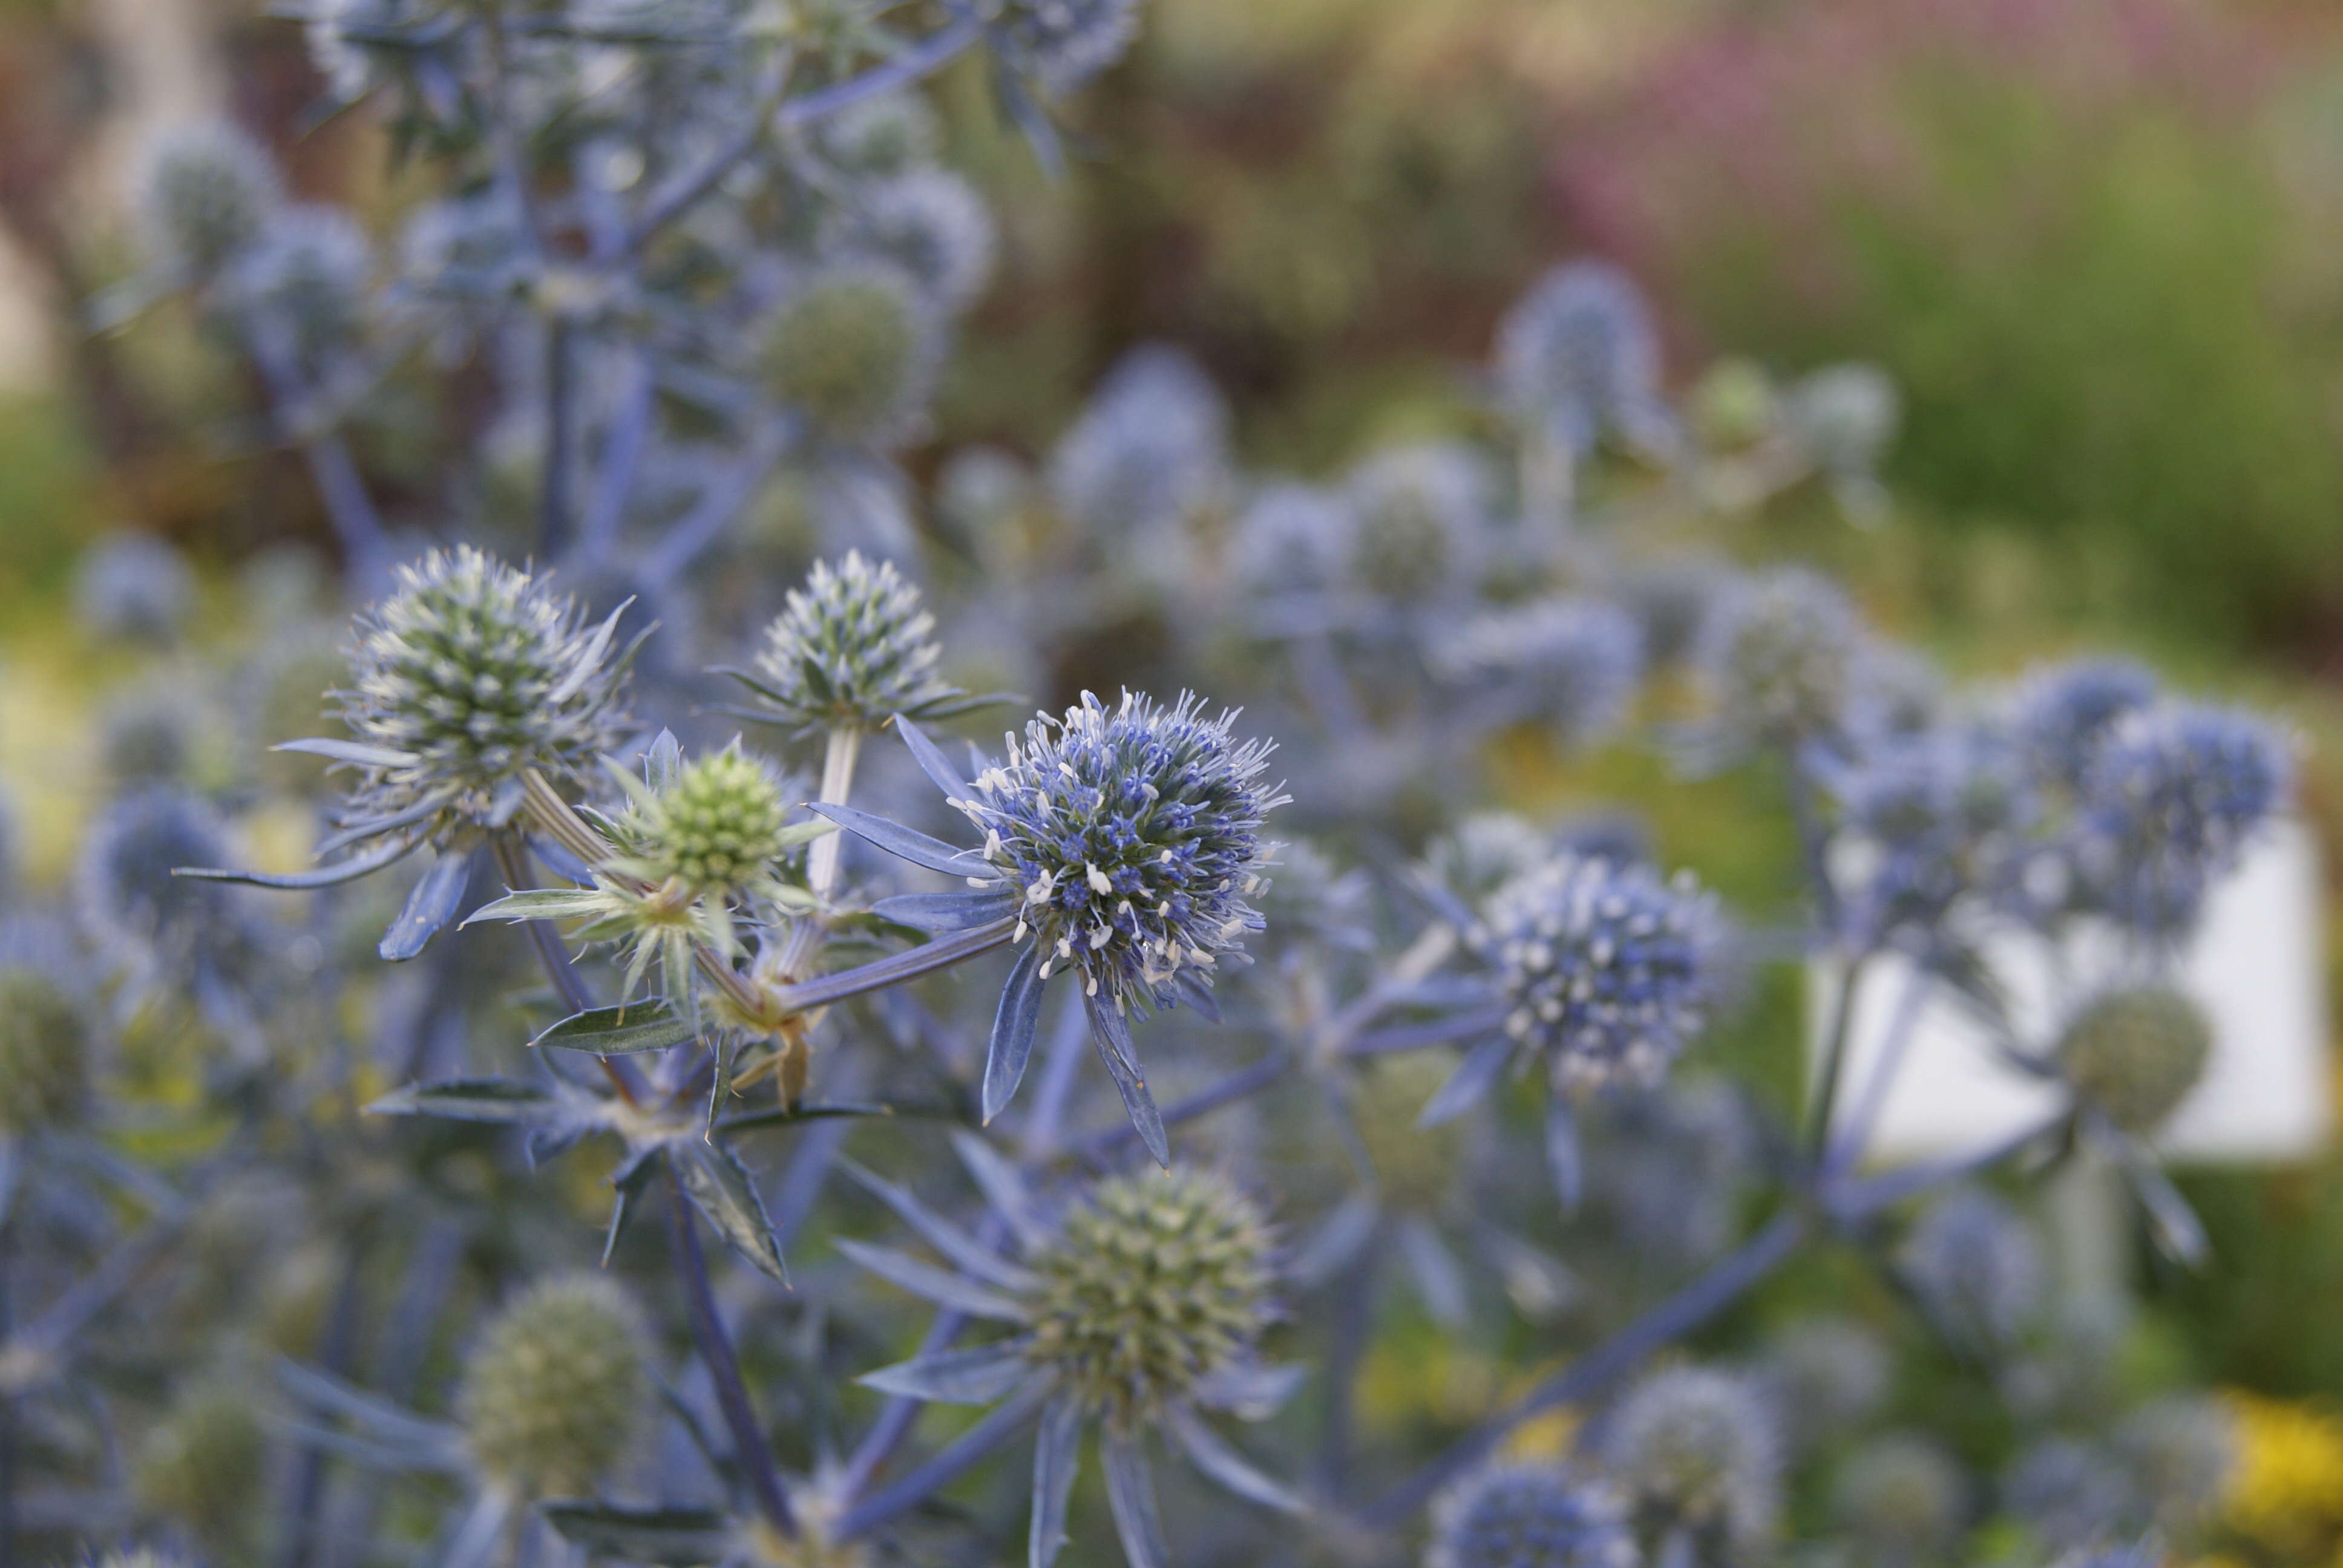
[1047,344,1230,539]
[1898,1187,2044,1350]
[2010,658,2160,793]
[1828,727,2030,947]
[1495,260,1672,459]
[963,690,1283,1018]
[1694,567,1863,751]
[2073,704,2289,937]
[1468,854,1722,1094]
[1433,596,1645,750]
[1427,1460,1638,1568]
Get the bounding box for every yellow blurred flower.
[2223,1391,2343,1563]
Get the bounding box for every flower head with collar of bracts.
[844,1137,1305,1568]
[810,690,1284,1165]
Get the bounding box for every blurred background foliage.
[12,0,2343,1559]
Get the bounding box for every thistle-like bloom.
[1829,1433,1964,1564]
[1604,1364,1781,1548]
[0,957,92,1134]
[1787,363,1900,481]
[1825,727,2030,948]
[229,205,373,367]
[2002,1437,2137,1557]
[1754,1316,1890,1455]
[963,692,1279,1008]
[605,743,801,900]
[74,533,195,647]
[132,1379,269,1550]
[837,169,998,313]
[312,547,635,857]
[135,120,283,277]
[1432,596,1645,750]
[1494,261,1672,459]
[79,788,244,980]
[851,1148,1302,1568]
[812,691,1280,1160]
[1693,567,1863,752]
[758,265,940,443]
[2057,987,2212,1137]
[1227,481,1354,597]
[739,552,954,734]
[1426,1461,1639,1568]
[987,0,1144,96]
[2007,659,2160,795]
[2071,704,2289,938]
[457,1274,648,1499]
[1343,443,1490,605]
[2117,1396,2236,1534]
[1462,854,1721,1096]
[1897,1187,2045,1350]
[1047,345,1230,540]
[1421,851,1721,1204]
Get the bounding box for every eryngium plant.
[50,3,2281,1556]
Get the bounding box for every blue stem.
[666,1166,797,1538]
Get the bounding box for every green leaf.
[529,1000,697,1055]
[676,1139,790,1286]
[365,1077,564,1124]
[539,1501,731,1564]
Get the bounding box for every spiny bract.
[1426,1461,1640,1568]
[457,1273,648,1498]
[753,552,948,731]
[1468,853,1720,1093]
[333,547,633,835]
[1021,1165,1273,1423]
[2057,987,2213,1135]
[958,690,1283,1014]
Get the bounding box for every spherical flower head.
[457,1273,647,1498]
[1343,443,1490,603]
[132,1380,268,1546]
[2057,987,2211,1135]
[75,534,195,647]
[1495,261,1670,457]
[753,552,948,732]
[838,170,997,313]
[0,963,91,1133]
[1424,812,1552,907]
[1434,596,1644,749]
[1788,363,1900,478]
[1426,1461,1639,1568]
[2003,1437,2137,1555]
[1022,1165,1273,1424]
[2008,659,2160,794]
[1687,358,1777,451]
[1830,1433,1964,1558]
[1605,1365,1780,1543]
[77,788,237,964]
[336,547,632,831]
[1352,1053,1467,1209]
[1830,727,2029,943]
[2115,1396,2234,1533]
[2074,704,2289,937]
[1619,555,1723,669]
[1229,481,1354,596]
[135,120,282,276]
[815,90,943,177]
[99,682,205,788]
[1047,345,1230,540]
[1467,853,1722,1094]
[615,744,795,898]
[988,0,1143,96]
[229,205,372,360]
[1695,568,1863,750]
[960,690,1283,1014]
[758,264,939,443]
[1898,1187,2045,1348]
[1757,1316,1890,1452]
